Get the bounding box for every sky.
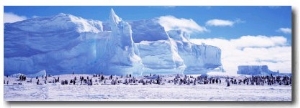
[3,6,292,74]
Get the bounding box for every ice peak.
[109,8,122,24]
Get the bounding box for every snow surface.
[4,9,222,76]
[4,74,291,101]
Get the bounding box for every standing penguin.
[226,78,230,87]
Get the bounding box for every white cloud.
[206,19,234,27]
[277,28,291,34]
[4,12,27,23]
[158,15,208,33]
[205,19,244,27]
[190,35,291,75]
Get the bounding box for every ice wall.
[4,9,222,76]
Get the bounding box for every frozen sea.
[4,74,292,101]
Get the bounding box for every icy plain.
[4,74,291,101]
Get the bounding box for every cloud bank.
[190,35,291,75]
[4,12,27,23]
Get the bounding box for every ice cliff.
[4,9,222,76]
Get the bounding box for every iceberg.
[4,9,222,76]
[237,65,279,75]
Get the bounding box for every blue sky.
[4,6,292,73]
